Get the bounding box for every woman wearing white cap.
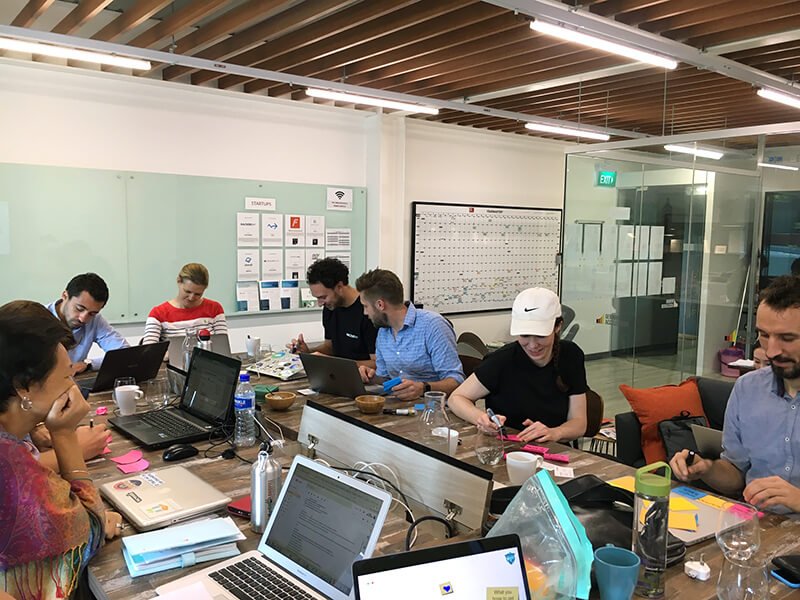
[449,288,588,443]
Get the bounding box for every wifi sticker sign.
[326,187,354,211]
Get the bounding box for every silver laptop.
[156,455,392,600]
[167,334,232,372]
[300,353,387,397]
[691,424,724,459]
[99,466,231,532]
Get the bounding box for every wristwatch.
[423,382,431,394]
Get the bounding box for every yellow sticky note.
[669,496,698,512]
[608,476,636,493]
[668,511,698,531]
[698,494,732,510]
[487,589,519,600]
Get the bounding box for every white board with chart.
[411,202,562,315]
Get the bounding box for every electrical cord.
[332,467,414,523]
[404,515,455,551]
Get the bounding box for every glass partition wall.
[562,138,765,411]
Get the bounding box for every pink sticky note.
[543,453,570,464]
[101,446,112,455]
[109,450,143,465]
[106,435,113,443]
[95,407,108,415]
[498,434,522,442]
[727,503,764,519]
[520,444,549,455]
[117,458,149,474]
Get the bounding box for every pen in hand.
[686,450,696,466]
[89,418,94,429]
[486,408,503,430]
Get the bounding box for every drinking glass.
[716,556,769,600]
[474,425,503,466]
[146,377,169,409]
[716,504,760,566]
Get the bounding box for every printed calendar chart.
[411,202,562,314]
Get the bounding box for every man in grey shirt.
[671,275,800,514]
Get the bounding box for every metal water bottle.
[251,441,282,533]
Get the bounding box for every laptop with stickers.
[99,465,230,532]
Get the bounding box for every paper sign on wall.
[326,188,353,211]
[259,281,281,311]
[235,281,259,311]
[237,213,259,246]
[306,248,325,267]
[261,214,283,246]
[326,228,351,250]
[280,280,300,309]
[261,249,283,279]
[237,249,259,280]
[307,215,325,247]
[285,249,305,281]
[328,252,351,271]
[245,197,276,211]
[285,215,306,247]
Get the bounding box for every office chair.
[457,331,489,357]
[560,304,580,342]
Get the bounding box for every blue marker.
[486,408,503,429]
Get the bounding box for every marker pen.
[383,408,416,416]
[486,408,503,429]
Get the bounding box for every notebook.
[99,466,231,531]
[109,347,241,449]
[691,424,724,459]
[156,454,392,600]
[79,341,169,394]
[167,334,232,373]
[353,534,532,600]
[300,353,386,397]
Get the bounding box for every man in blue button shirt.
[46,273,129,374]
[671,275,800,514]
[355,269,463,401]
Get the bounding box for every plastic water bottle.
[234,373,256,448]
[182,327,195,371]
[633,462,671,598]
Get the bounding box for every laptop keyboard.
[140,410,205,437]
[209,557,316,600]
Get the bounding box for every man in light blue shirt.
[47,273,129,374]
[671,275,800,514]
[355,268,463,401]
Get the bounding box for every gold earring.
[19,395,33,411]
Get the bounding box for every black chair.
[457,331,489,357]
[561,304,580,342]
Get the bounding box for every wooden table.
[84,377,800,599]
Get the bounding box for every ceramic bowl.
[354,394,385,414]
[264,391,296,411]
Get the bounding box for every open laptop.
[109,347,241,449]
[353,534,531,600]
[300,353,387,397]
[99,465,231,531]
[156,454,392,600]
[691,424,724,459]
[79,341,169,394]
[167,334,232,373]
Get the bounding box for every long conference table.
[83,371,800,600]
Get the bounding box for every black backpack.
[658,410,708,462]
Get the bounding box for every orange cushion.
[619,379,707,464]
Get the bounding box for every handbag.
[658,411,708,462]
[559,474,686,567]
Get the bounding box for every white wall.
[0,58,568,352]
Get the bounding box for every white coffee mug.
[432,427,459,456]
[506,451,544,485]
[115,385,143,416]
[245,336,261,357]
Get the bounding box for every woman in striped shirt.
[142,263,228,344]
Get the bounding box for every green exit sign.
[597,170,617,187]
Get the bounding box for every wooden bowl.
[265,391,296,411]
[355,395,385,414]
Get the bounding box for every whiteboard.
[411,202,562,315]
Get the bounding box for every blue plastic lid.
[239,373,250,382]
[414,403,425,411]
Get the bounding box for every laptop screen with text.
[264,462,385,595]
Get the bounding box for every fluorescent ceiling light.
[664,144,724,160]
[530,20,678,70]
[306,88,438,115]
[0,36,150,70]
[757,88,800,110]
[525,122,610,141]
[758,161,799,171]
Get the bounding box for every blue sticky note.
[672,486,706,500]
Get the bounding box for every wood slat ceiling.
[6,0,800,142]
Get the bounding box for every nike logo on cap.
[523,307,538,312]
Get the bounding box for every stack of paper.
[122,517,245,578]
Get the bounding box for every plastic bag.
[487,470,593,599]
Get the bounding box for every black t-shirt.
[474,340,587,431]
[322,296,378,361]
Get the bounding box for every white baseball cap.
[510,288,562,337]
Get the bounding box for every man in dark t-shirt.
[288,258,377,367]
